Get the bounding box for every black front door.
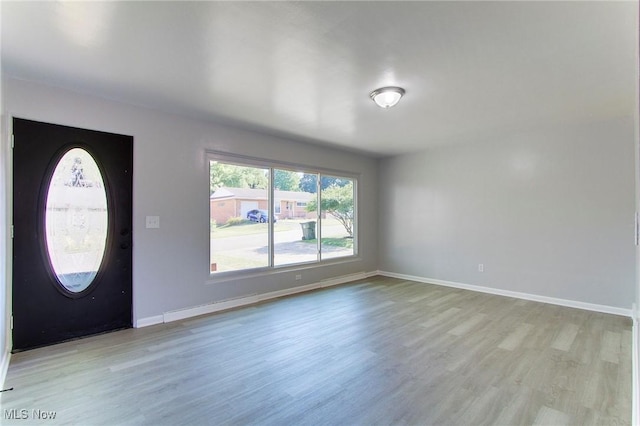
[12,118,133,351]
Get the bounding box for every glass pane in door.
[45,148,108,293]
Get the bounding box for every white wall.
[3,77,378,324]
[378,117,636,309]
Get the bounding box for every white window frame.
[208,151,358,277]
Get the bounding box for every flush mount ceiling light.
[370,86,405,108]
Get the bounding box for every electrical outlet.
[295,274,302,281]
[478,264,484,272]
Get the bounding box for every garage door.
[240,201,259,219]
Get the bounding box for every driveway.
[210,222,352,271]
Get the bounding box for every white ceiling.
[1,1,637,157]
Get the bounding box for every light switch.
[146,216,160,229]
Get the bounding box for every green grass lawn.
[211,252,268,272]
[211,220,299,238]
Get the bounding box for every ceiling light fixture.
[370,86,405,108]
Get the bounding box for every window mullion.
[316,174,321,261]
[269,168,274,268]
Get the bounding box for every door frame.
[1,115,14,384]
[3,115,15,368]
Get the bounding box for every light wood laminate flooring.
[1,277,633,425]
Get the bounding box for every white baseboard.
[0,350,10,394]
[137,268,631,323]
[378,271,633,318]
[136,271,373,327]
[162,294,261,324]
[134,315,164,328]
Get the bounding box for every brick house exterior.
[210,187,317,224]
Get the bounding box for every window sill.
[205,256,362,286]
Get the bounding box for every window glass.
[209,156,357,274]
[45,148,108,292]
[273,169,317,267]
[209,161,269,272]
[319,176,355,260]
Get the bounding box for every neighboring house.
[273,189,317,220]
[210,187,317,224]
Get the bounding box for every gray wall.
[378,117,636,309]
[3,77,379,323]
